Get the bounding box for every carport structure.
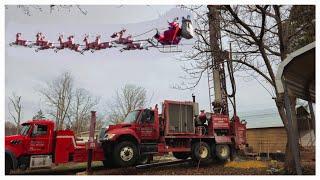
[275,42,315,174]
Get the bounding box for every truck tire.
[215,144,230,161]
[173,152,190,160]
[191,142,211,164]
[5,155,13,175]
[113,141,138,167]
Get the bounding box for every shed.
[275,42,315,174]
[247,126,287,154]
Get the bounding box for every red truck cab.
[5,120,55,174]
[104,108,160,143]
[5,119,104,174]
[101,108,160,167]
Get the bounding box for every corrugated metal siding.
[246,127,287,153]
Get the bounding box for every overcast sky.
[5,5,282,128]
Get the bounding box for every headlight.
[10,140,21,144]
[104,133,116,140]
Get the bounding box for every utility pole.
[207,5,228,115]
[86,111,96,175]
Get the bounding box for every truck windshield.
[123,110,140,123]
[20,124,31,136]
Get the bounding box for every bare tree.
[39,72,73,130]
[5,5,87,16]
[69,88,99,134]
[107,84,148,124]
[8,93,23,134]
[5,121,18,136]
[95,113,106,131]
[32,109,46,120]
[177,5,314,173]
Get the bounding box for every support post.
[308,101,315,135]
[87,111,96,175]
[282,78,302,174]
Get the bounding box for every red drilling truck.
[100,97,247,167]
[5,97,247,174]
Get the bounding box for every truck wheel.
[113,141,138,167]
[215,144,230,161]
[191,142,211,164]
[5,155,13,175]
[173,152,190,160]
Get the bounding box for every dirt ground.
[92,160,315,175]
[93,162,270,175]
[12,158,315,175]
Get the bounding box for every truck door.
[137,109,158,142]
[28,124,52,154]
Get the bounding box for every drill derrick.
[207,5,228,115]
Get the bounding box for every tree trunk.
[285,139,296,173]
[275,99,297,174]
[16,125,20,134]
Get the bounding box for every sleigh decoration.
[9,16,194,54]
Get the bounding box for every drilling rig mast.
[207,5,229,115]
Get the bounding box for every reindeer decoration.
[111,29,146,52]
[111,29,134,44]
[28,33,54,52]
[82,34,97,52]
[55,35,81,53]
[9,33,28,46]
[82,35,112,53]
[94,35,112,50]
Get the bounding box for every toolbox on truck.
[164,100,197,135]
